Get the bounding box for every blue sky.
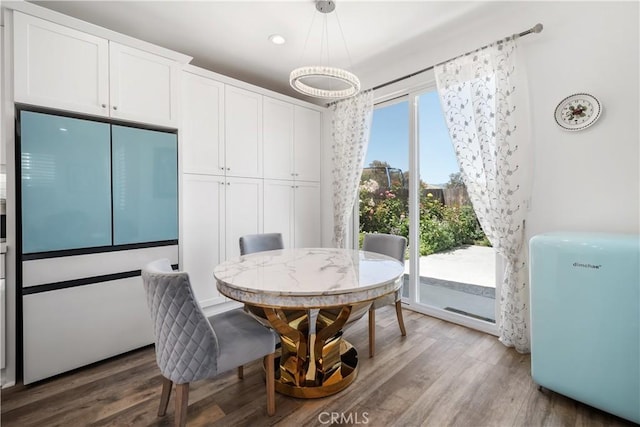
[364,90,460,185]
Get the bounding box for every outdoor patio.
[402,245,496,322]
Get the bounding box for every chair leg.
[237,366,244,379]
[158,377,173,417]
[368,307,375,358]
[265,353,276,416]
[175,383,189,427]
[395,300,407,336]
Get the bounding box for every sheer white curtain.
[330,90,374,248]
[434,37,533,352]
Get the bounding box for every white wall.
[356,1,639,241]
[521,2,639,238]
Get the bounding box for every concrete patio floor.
[402,245,497,322]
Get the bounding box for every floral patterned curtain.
[434,37,533,352]
[331,90,374,248]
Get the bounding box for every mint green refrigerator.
[19,110,178,384]
[530,232,640,424]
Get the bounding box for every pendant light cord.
[334,8,355,71]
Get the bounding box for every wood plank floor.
[1,307,635,426]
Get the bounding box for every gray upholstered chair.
[362,233,408,357]
[239,233,284,255]
[141,259,277,426]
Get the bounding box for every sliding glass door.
[416,89,496,329]
[358,86,496,333]
[359,99,410,296]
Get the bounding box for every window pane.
[417,91,495,323]
[359,100,410,293]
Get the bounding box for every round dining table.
[213,247,404,398]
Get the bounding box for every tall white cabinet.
[180,68,324,307]
[262,96,322,248]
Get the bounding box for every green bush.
[359,182,489,256]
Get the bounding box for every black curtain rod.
[369,23,543,94]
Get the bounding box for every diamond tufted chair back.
[141,258,276,426]
[141,258,218,384]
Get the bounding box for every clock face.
[554,93,602,131]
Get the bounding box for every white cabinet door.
[181,174,225,306]
[263,97,294,180]
[13,13,179,127]
[225,86,262,178]
[264,180,295,247]
[181,72,225,175]
[109,42,179,127]
[294,106,322,182]
[23,277,153,384]
[224,177,263,259]
[13,12,110,117]
[294,182,321,248]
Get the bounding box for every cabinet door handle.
[227,168,231,171]
[220,167,224,170]
[101,104,107,108]
[113,106,118,110]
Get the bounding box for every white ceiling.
[28,1,495,104]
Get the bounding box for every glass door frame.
[353,78,499,336]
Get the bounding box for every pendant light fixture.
[290,0,360,99]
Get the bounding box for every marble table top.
[213,248,405,308]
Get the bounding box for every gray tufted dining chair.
[239,233,284,255]
[362,233,408,357]
[141,259,277,426]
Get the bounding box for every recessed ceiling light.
[268,34,286,45]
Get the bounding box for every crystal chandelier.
[290,0,360,100]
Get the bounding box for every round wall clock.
[554,93,602,131]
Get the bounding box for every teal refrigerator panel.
[20,111,112,253]
[530,232,640,424]
[111,125,178,245]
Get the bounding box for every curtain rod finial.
[532,23,543,33]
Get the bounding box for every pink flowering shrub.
[359,183,488,255]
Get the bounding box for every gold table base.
[248,302,370,398]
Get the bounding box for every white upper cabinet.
[225,86,262,178]
[263,100,322,182]
[263,97,294,180]
[294,106,322,182]
[181,71,225,175]
[109,42,179,127]
[13,12,109,117]
[13,12,179,128]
